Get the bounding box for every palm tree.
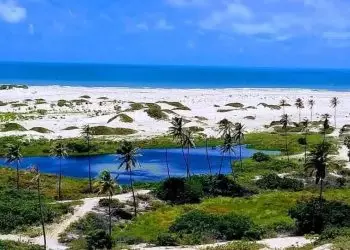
[94,170,118,236]
[50,140,68,200]
[205,135,212,175]
[344,136,350,162]
[5,143,22,190]
[165,148,170,178]
[29,165,46,249]
[82,125,93,193]
[279,99,288,115]
[321,114,331,143]
[233,123,245,170]
[181,130,196,177]
[280,114,290,162]
[116,140,141,217]
[169,117,188,172]
[218,118,234,138]
[295,98,304,123]
[305,143,331,200]
[330,97,339,129]
[301,119,309,163]
[308,99,315,122]
[220,134,235,175]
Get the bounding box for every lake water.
[0,146,279,184]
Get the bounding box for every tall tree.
[305,143,331,200]
[218,118,234,138]
[205,135,212,175]
[82,125,93,193]
[344,136,350,162]
[280,114,290,162]
[295,98,304,123]
[301,119,309,164]
[29,165,46,249]
[308,99,315,122]
[233,123,245,170]
[321,113,331,143]
[330,97,339,129]
[5,143,22,190]
[181,130,196,177]
[279,99,288,115]
[94,170,118,236]
[220,134,235,175]
[50,140,68,200]
[116,140,141,217]
[165,148,170,178]
[169,117,188,173]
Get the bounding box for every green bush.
[319,227,350,241]
[98,198,124,208]
[169,210,262,242]
[252,152,270,162]
[1,123,26,132]
[90,126,137,135]
[80,95,91,99]
[289,198,350,234]
[258,103,281,110]
[154,232,178,246]
[158,101,190,110]
[129,103,144,111]
[145,106,168,120]
[86,229,112,250]
[30,127,52,134]
[204,241,263,250]
[0,240,43,250]
[57,99,71,107]
[118,113,133,123]
[37,109,48,115]
[188,126,204,133]
[63,126,79,130]
[225,102,244,108]
[256,173,303,191]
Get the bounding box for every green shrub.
[154,232,178,246]
[0,240,43,250]
[289,198,350,234]
[69,212,108,234]
[217,109,233,113]
[11,103,28,108]
[80,95,91,99]
[90,126,136,135]
[169,210,262,242]
[225,102,244,108]
[157,101,190,110]
[145,107,168,120]
[30,127,52,134]
[37,109,48,115]
[252,152,270,162]
[98,198,124,208]
[319,227,350,241]
[256,173,303,191]
[129,103,144,111]
[63,126,79,130]
[0,84,28,90]
[112,208,134,220]
[258,103,281,110]
[1,123,26,132]
[118,113,133,123]
[204,241,263,250]
[0,101,7,106]
[86,229,112,250]
[195,116,208,121]
[188,126,204,133]
[97,97,108,100]
[244,116,255,120]
[57,99,71,107]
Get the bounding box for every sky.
[0,0,350,68]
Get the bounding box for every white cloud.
[155,19,174,30]
[166,0,208,7]
[187,40,195,49]
[323,31,350,40]
[136,22,149,31]
[231,23,276,35]
[0,0,26,23]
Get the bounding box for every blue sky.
[0,0,350,68]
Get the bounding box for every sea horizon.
[1,61,350,91]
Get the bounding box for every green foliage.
[217,109,233,112]
[0,240,43,250]
[204,241,264,250]
[57,99,71,107]
[11,103,28,108]
[98,198,124,208]
[169,210,262,243]
[187,126,204,133]
[80,95,91,99]
[273,126,303,133]
[0,101,7,106]
[0,112,16,122]
[145,106,168,120]
[90,126,137,135]
[154,232,178,246]
[35,99,47,105]
[36,109,48,115]
[195,116,208,121]
[30,127,52,133]
[86,229,112,250]
[244,116,256,120]
[128,102,144,111]
[1,123,26,131]
[258,103,281,110]
[252,152,270,162]
[289,198,350,234]
[118,113,134,123]
[63,126,79,130]
[225,102,244,108]
[157,101,191,110]
[0,84,28,90]
[256,173,304,191]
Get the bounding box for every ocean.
[1,62,350,90]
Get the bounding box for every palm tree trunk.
[229,150,232,174]
[181,146,189,178]
[334,107,337,129]
[239,138,242,169]
[88,138,92,193]
[37,177,46,249]
[16,161,20,190]
[319,179,324,200]
[58,157,62,200]
[283,106,285,115]
[108,194,112,236]
[219,153,224,175]
[205,138,212,175]
[285,129,289,162]
[128,168,137,217]
[310,107,313,122]
[299,108,301,123]
[304,132,307,164]
[187,144,191,177]
[165,148,170,178]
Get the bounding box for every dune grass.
[30,127,53,133]
[157,101,191,110]
[225,102,244,108]
[1,122,27,132]
[63,126,79,130]
[0,240,43,250]
[90,126,137,136]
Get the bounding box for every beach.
[0,85,348,139]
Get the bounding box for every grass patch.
[157,101,191,110]
[0,84,28,90]
[225,102,244,108]
[71,99,91,105]
[57,99,71,107]
[217,109,233,113]
[187,126,204,133]
[11,103,28,108]
[0,101,7,106]
[90,126,137,136]
[35,99,47,105]
[30,127,53,134]
[244,116,255,120]
[145,106,168,120]
[79,95,91,99]
[0,122,27,132]
[204,241,264,250]
[97,96,109,100]
[126,102,144,111]
[63,126,79,130]
[258,103,281,110]
[118,114,133,123]
[195,116,208,121]
[0,240,43,250]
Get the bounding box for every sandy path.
[0,190,150,250]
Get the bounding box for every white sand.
[0,86,348,139]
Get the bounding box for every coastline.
[0,85,347,139]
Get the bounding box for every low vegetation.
[225,102,244,108]
[258,103,281,110]
[0,122,26,132]
[30,127,53,133]
[90,126,137,136]
[157,101,191,110]
[145,106,168,120]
